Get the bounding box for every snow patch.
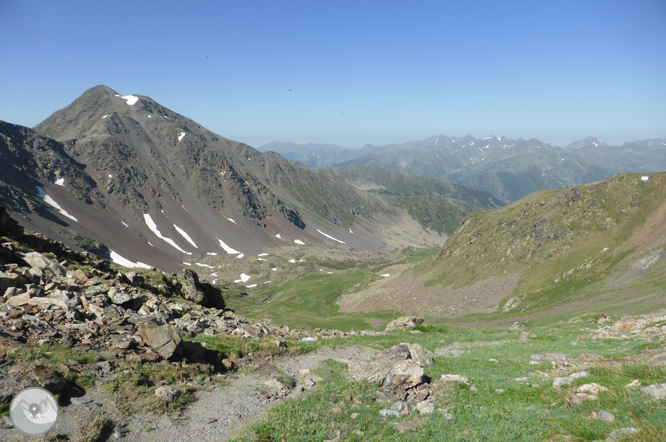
[36,187,78,222]
[143,213,192,254]
[211,272,218,276]
[289,259,296,263]
[641,176,650,181]
[54,178,65,186]
[258,253,268,256]
[207,252,218,256]
[380,273,390,277]
[327,271,333,274]
[178,132,186,142]
[110,251,152,269]
[174,224,198,248]
[148,115,152,118]
[217,238,240,255]
[164,115,168,119]
[148,242,154,247]
[227,218,236,224]
[246,284,257,288]
[121,222,129,227]
[275,234,282,239]
[601,247,609,252]
[115,94,139,106]
[258,258,267,261]
[299,259,305,262]
[240,273,251,282]
[316,229,345,244]
[102,114,109,119]
[236,253,244,259]
[108,174,113,178]
[271,268,277,271]
[349,229,353,234]
[294,239,305,245]
[183,262,192,266]
[195,263,215,269]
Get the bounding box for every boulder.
[154,386,180,401]
[440,374,469,384]
[553,371,590,389]
[385,317,424,331]
[21,251,65,276]
[383,360,424,394]
[405,343,434,367]
[642,382,666,400]
[108,287,131,305]
[607,428,639,441]
[177,269,207,304]
[347,344,410,384]
[137,321,182,359]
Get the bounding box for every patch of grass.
[78,413,111,442]
[412,325,447,334]
[150,390,197,413]
[0,401,9,418]
[277,374,296,390]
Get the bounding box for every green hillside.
[418,172,666,314]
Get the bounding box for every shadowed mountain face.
[3,85,487,271]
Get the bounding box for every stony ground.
[0,345,398,441]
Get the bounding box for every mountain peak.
[565,136,608,150]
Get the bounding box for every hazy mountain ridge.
[267,135,665,204]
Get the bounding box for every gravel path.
[0,346,380,442]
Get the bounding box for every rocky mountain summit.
[2,86,484,272]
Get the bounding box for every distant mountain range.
[260,136,666,204]
[1,86,499,271]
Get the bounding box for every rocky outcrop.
[385,317,424,331]
[137,320,182,359]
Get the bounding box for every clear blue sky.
[1,0,664,148]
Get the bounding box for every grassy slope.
[226,249,436,331]
[232,317,666,442]
[415,172,666,317]
[320,164,503,234]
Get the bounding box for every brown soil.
[338,265,519,317]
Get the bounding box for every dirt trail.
[0,346,380,442]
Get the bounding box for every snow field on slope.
[143,213,191,255]
[218,239,240,255]
[174,224,198,248]
[110,251,151,269]
[316,228,345,244]
[36,187,78,222]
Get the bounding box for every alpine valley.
[2,86,666,442]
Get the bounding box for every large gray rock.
[383,359,424,394]
[385,317,424,331]
[405,343,434,367]
[108,287,131,305]
[21,251,65,276]
[606,427,639,441]
[177,269,206,304]
[137,321,182,359]
[155,386,180,401]
[346,344,411,384]
[642,383,666,400]
[553,371,590,389]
